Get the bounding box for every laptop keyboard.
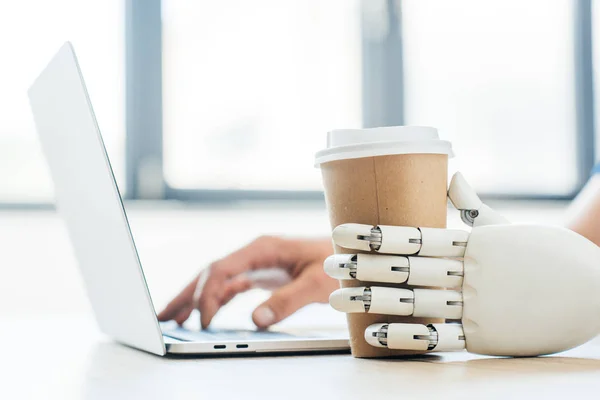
[163,326,297,342]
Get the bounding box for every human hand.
[158,236,337,329]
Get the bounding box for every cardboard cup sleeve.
[321,154,448,358]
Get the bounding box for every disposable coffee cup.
[315,126,453,358]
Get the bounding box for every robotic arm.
[325,173,600,356]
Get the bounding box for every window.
[0,1,124,203]
[402,0,580,196]
[2,0,597,205]
[162,0,362,191]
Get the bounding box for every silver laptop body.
[28,42,349,356]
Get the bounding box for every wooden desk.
[2,202,598,400]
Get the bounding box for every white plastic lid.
[314,126,453,167]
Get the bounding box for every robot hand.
[324,173,600,356]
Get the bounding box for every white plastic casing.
[332,224,372,251]
[356,254,409,283]
[472,204,510,226]
[418,228,468,257]
[330,286,463,319]
[364,323,466,352]
[447,172,509,227]
[331,224,470,258]
[324,253,463,288]
[323,254,355,280]
[413,289,463,319]
[369,287,414,315]
[364,323,431,351]
[431,323,466,351]
[462,224,600,356]
[328,287,367,313]
[329,286,415,315]
[407,257,463,288]
[448,172,482,211]
[364,323,389,348]
[377,226,421,254]
[386,324,431,351]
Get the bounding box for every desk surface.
[2,202,598,400]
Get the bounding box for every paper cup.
[316,126,453,358]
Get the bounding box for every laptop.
[28,42,349,356]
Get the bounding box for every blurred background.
[2,0,599,206]
[0,0,596,320]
